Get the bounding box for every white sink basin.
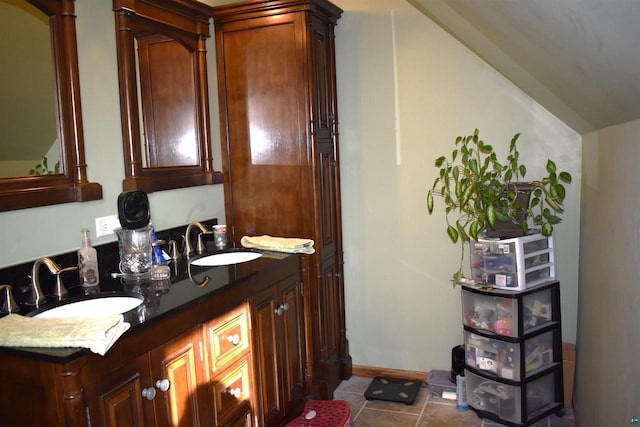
[190,250,262,267]
[34,295,144,318]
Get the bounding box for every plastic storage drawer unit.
[462,285,556,337]
[464,330,557,381]
[470,233,555,290]
[465,369,562,424]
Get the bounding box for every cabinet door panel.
[218,13,311,241]
[229,411,253,427]
[98,354,153,427]
[99,374,147,427]
[322,262,341,368]
[280,277,306,412]
[311,21,332,140]
[149,330,205,427]
[252,288,283,427]
[318,140,337,252]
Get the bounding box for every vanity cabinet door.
[251,274,306,427]
[97,352,155,427]
[95,328,206,427]
[148,329,207,427]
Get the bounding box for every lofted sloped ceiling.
[408,0,640,135]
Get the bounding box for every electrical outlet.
[95,215,120,237]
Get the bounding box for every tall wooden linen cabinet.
[212,0,351,403]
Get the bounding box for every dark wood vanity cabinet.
[95,328,206,427]
[251,273,306,427]
[212,0,351,400]
[0,255,307,427]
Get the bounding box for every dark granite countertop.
[0,249,295,363]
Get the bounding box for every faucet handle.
[52,266,77,301]
[0,285,19,314]
[196,231,213,254]
[168,240,181,262]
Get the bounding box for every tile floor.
[334,376,576,427]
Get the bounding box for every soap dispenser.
[78,228,100,286]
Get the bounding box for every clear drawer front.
[466,369,560,423]
[464,330,556,381]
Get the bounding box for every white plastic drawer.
[466,369,558,423]
[464,330,556,381]
[470,234,555,290]
[523,237,551,254]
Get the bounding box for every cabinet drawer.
[464,330,557,381]
[210,356,252,427]
[470,234,555,290]
[462,291,519,337]
[466,369,562,424]
[462,285,556,337]
[205,304,250,373]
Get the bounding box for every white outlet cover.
[95,215,120,237]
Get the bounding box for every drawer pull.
[142,387,156,400]
[226,334,240,345]
[156,379,171,392]
[225,387,242,398]
[274,303,289,316]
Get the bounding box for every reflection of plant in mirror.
[29,156,60,175]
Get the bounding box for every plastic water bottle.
[456,374,468,411]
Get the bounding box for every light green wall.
[0,0,226,267]
[0,0,582,378]
[335,0,581,372]
[575,120,640,424]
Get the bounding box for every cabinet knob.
[274,304,288,316]
[226,334,240,345]
[142,387,156,400]
[156,379,171,392]
[226,387,242,398]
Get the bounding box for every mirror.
[0,0,102,212]
[113,0,222,193]
[0,0,58,178]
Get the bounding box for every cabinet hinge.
[300,281,304,296]
[85,407,92,427]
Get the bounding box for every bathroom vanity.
[0,253,306,427]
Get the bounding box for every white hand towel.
[241,235,315,254]
[0,314,130,356]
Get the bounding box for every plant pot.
[486,183,533,239]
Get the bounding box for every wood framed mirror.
[113,0,221,193]
[0,0,102,212]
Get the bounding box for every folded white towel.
[241,235,315,254]
[0,314,130,356]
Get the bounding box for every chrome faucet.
[27,257,77,306]
[0,284,19,314]
[184,222,212,257]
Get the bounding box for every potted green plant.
[426,129,572,281]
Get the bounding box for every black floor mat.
[364,376,422,405]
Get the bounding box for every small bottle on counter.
[78,228,100,286]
